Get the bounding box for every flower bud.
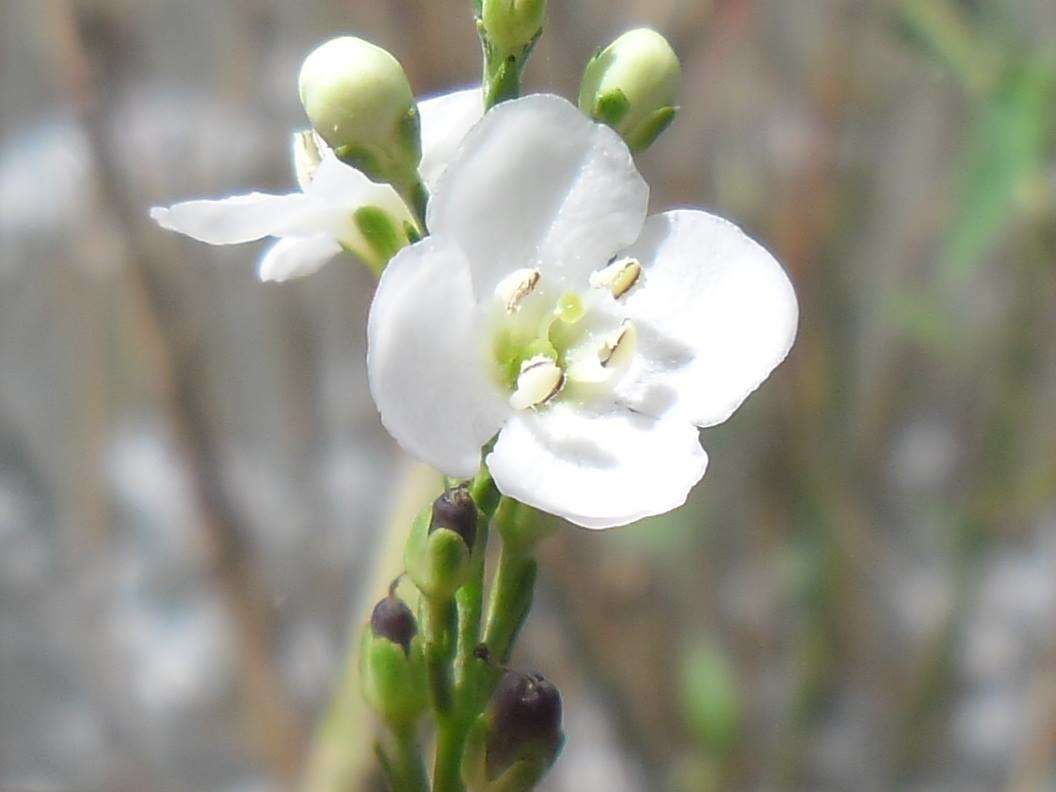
[298,36,421,184]
[578,28,682,152]
[480,0,547,58]
[462,670,564,789]
[370,592,418,654]
[405,488,481,600]
[360,592,428,725]
[430,485,478,550]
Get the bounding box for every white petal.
[487,403,708,529]
[427,94,648,297]
[149,192,313,244]
[257,234,342,283]
[367,237,510,477]
[615,210,799,427]
[306,152,416,231]
[417,87,484,193]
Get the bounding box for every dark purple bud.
[370,594,417,655]
[430,485,477,549]
[486,670,563,778]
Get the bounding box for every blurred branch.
[44,0,307,780]
[894,0,1000,95]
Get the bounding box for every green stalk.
[482,541,538,664]
[377,721,429,792]
[423,596,458,715]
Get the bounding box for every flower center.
[489,261,642,411]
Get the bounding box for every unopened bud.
[405,490,481,600]
[480,0,547,58]
[463,670,564,789]
[360,592,427,725]
[298,36,421,184]
[430,486,478,549]
[370,593,417,655]
[578,28,681,152]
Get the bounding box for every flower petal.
[427,94,648,297]
[257,234,342,283]
[149,192,313,244]
[615,210,799,427]
[367,237,510,477]
[417,87,484,193]
[487,403,708,529]
[306,152,416,231]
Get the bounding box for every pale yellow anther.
[589,257,642,299]
[598,320,637,369]
[495,268,542,313]
[509,355,565,410]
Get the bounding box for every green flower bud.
[480,0,547,58]
[298,36,421,185]
[462,670,565,790]
[360,593,428,725]
[578,28,682,152]
[405,488,481,600]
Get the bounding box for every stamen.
[598,320,637,369]
[589,257,642,299]
[495,268,542,313]
[509,355,565,410]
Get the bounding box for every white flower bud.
[298,36,421,182]
[480,0,547,57]
[578,28,682,152]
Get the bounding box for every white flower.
[149,88,483,282]
[367,94,798,529]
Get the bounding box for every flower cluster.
[151,10,799,788]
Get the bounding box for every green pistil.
[492,292,589,393]
[556,292,584,324]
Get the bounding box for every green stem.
[423,596,458,715]
[432,715,467,792]
[482,540,538,664]
[378,721,429,792]
[455,467,500,685]
[395,174,430,235]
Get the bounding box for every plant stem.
[423,596,458,715]
[431,715,467,792]
[377,721,429,792]
[483,541,538,664]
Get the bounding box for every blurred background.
[2,0,1055,790]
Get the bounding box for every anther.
[510,355,565,410]
[589,257,641,298]
[598,320,637,369]
[495,268,542,313]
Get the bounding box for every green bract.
[578,28,682,152]
[298,36,421,185]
